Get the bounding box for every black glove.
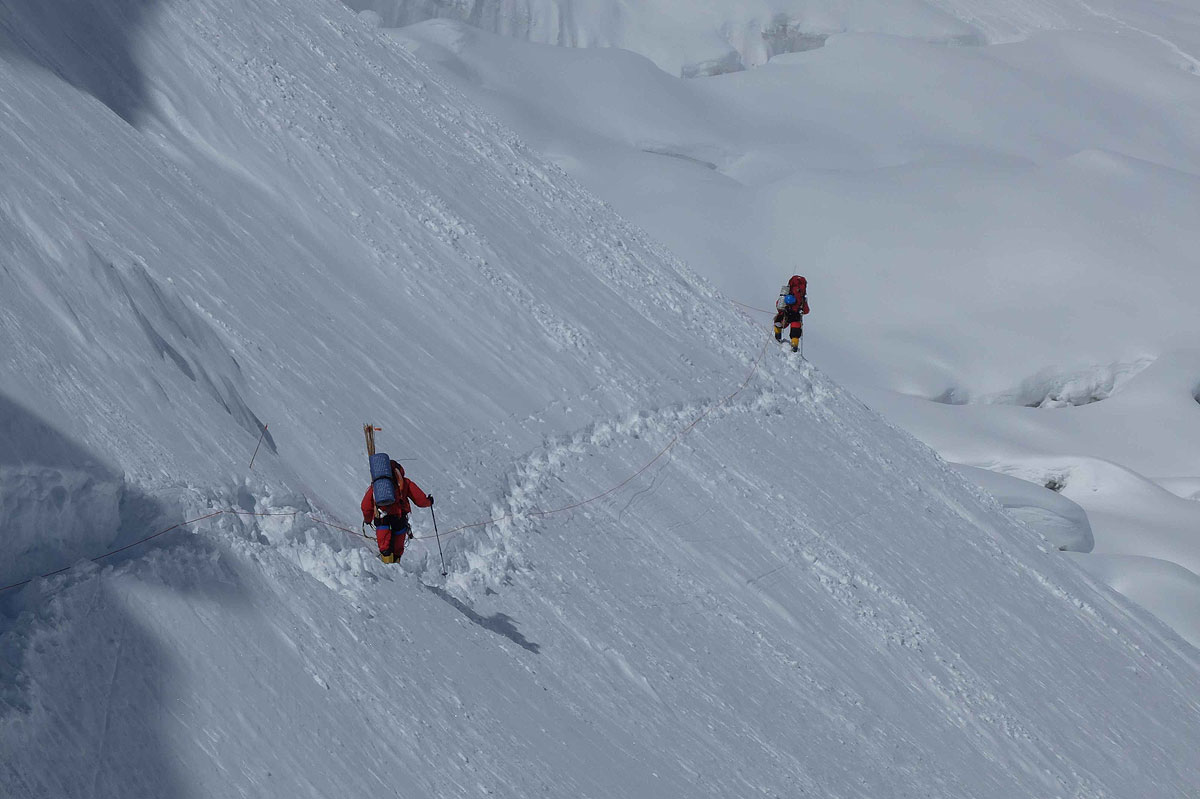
[427,494,434,506]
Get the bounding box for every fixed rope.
[1,510,300,593]
[2,305,775,592]
[410,336,770,544]
[730,298,776,315]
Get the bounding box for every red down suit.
[361,460,432,557]
[774,275,810,338]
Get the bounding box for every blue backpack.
[369,452,399,506]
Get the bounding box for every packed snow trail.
[421,337,771,544]
[3,0,1200,797]
[0,323,769,591]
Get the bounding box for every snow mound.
[1070,553,1200,648]
[352,0,1200,80]
[935,358,1156,408]
[350,0,984,76]
[953,464,1093,552]
[1158,477,1200,502]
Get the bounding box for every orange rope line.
[2,303,775,590]
[1,509,276,592]
[730,299,776,315]
[409,336,770,544]
[0,507,398,593]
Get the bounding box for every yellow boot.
[773,325,783,341]
[380,551,397,564]
[790,337,800,352]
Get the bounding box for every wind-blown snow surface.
[2,0,1200,796]
[392,10,1200,647]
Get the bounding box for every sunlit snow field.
[389,2,1200,646]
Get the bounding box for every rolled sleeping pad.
[370,452,398,505]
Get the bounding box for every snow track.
[430,342,780,581]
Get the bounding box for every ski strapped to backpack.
[364,422,448,574]
[364,424,399,507]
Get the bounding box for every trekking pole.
[430,505,449,577]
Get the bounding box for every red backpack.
[778,275,807,310]
[789,275,807,299]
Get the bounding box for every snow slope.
[393,17,1200,395]
[3,0,1200,796]
[392,12,1200,647]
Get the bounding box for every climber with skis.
[361,458,433,563]
[773,274,810,352]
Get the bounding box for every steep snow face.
[0,0,746,585]
[3,0,1200,797]
[392,12,1200,647]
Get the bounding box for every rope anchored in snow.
[729,299,777,315]
[409,336,771,545]
[0,510,304,593]
[1,314,773,592]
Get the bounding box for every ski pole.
[430,505,448,577]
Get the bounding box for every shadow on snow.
[0,391,247,798]
[424,585,541,654]
[0,0,164,124]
